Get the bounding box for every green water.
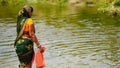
[0,4,120,68]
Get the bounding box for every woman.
[14,5,44,68]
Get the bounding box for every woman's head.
[24,5,33,17]
[19,5,33,18]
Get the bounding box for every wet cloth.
[35,47,46,68]
[14,8,34,66]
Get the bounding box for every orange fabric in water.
[35,47,46,68]
[24,18,34,32]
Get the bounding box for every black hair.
[22,8,30,18]
[30,6,33,12]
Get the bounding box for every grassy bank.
[0,0,68,6]
[97,0,120,16]
[1,0,120,16]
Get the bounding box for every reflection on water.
[0,5,120,68]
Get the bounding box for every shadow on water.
[0,4,120,68]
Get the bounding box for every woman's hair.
[24,5,33,13]
[18,5,33,18]
[30,6,33,12]
[19,8,29,17]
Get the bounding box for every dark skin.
[23,6,44,51]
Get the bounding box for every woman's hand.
[37,45,45,53]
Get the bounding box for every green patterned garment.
[14,8,34,65]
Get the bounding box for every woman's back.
[23,18,34,38]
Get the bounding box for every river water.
[0,5,120,68]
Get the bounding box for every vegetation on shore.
[1,0,120,16]
[97,0,120,16]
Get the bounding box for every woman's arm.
[29,23,42,48]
